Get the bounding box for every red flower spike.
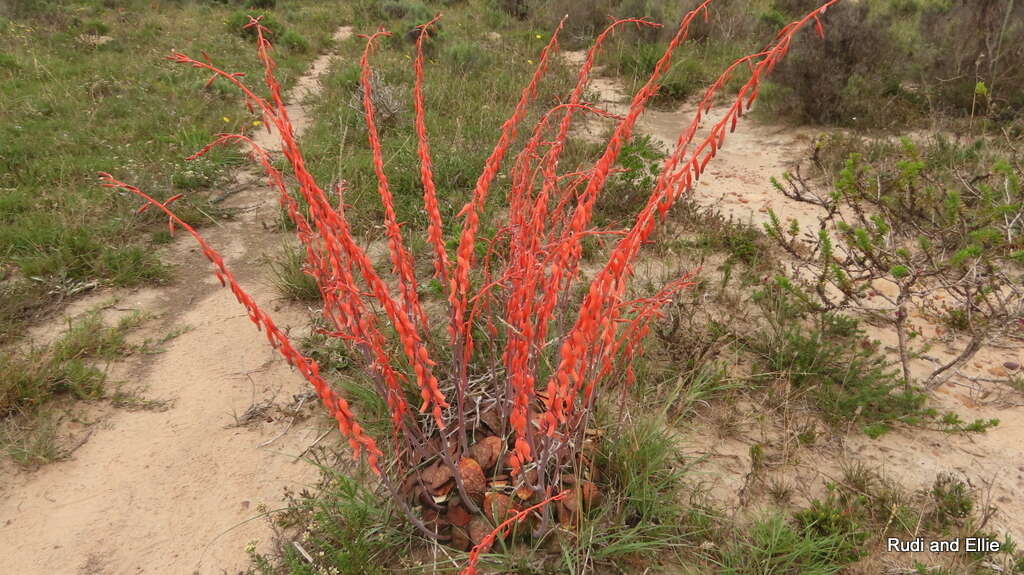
[413,14,451,293]
[542,0,840,431]
[99,172,384,474]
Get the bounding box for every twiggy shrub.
[764,137,1023,389]
[101,2,841,571]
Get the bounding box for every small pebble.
[1004,361,1020,371]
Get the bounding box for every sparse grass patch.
[269,245,320,303]
[51,310,144,363]
[0,347,105,466]
[0,308,149,463]
[247,467,410,575]
[0,413,67,467]
[0,348,105,419]
[109,389,174,412]
[0,0,356,334]
[595,414,685,526]
[692,463,1024,574]
[0,278,50,345]
[743,281,1006,438]
[717,513,857,574]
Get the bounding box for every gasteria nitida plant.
[100,1,840,570]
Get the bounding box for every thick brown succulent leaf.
[557,500,575,527]
[421,508,448,534]
[483,491,517,524]
[418,488,440,510]
[432,478,455,499]
[494,452,509,474]
[400,474,419,500]
[580,481,602,510]
[468,516,492,545]
[514,484,534,501]
[469,435,503,471]
[421,460,453,491]
[450,526,471,551]
[458,457,486,504]
[477,407,502,434]
[562,490,579,513]
[447,500,472,527]
[429,435,444,450]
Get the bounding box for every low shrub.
[764,136,1023,389]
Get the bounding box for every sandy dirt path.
[0,27,353,575]
[562,50,1024,541]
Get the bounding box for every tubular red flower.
[413,15,450,294]
[448,16,566,353]
[542,0,840,434]
[207,22,447,430]
[99,173,384,474]
[359,30,430,336]
[539,0,717,435]
[190,133,414,434]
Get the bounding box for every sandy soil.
[0,27,353,575]
[562,49,1024,543]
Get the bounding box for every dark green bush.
[918,0,1024,120]
[762,0,1024,126]
[761,2,913,127]
[493,0,529,21]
